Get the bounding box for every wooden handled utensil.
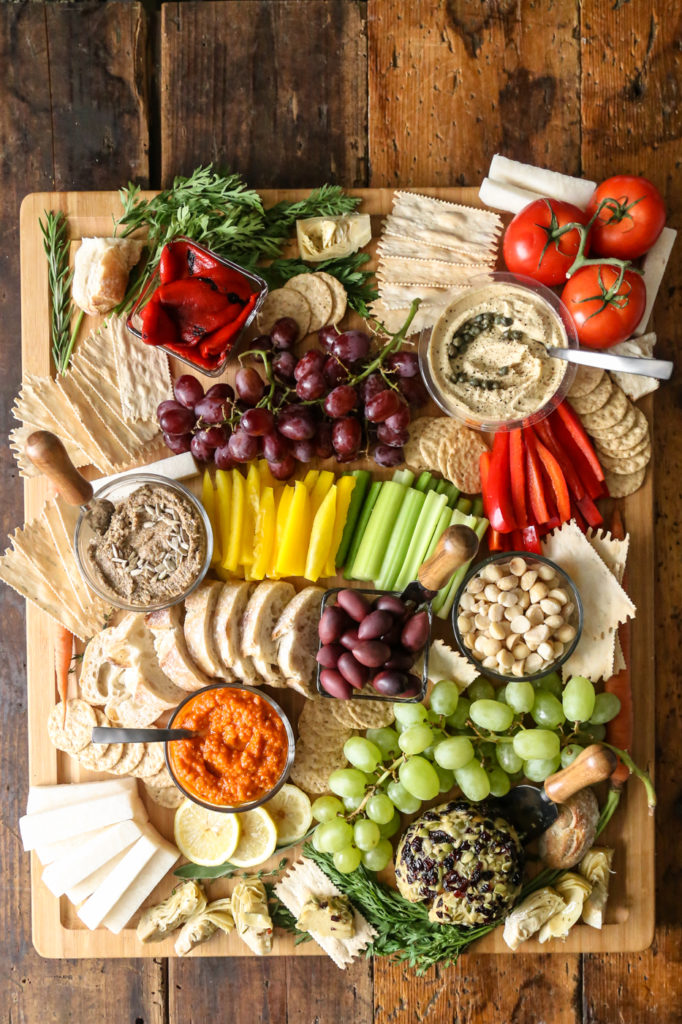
[398,524,480,605]
[25,430,115,529]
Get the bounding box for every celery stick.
[456,496,473,515]
[394,490,448,591]
[375,488,426,590]
[445,482,461,507]
[435,479,449,495]
[350,481,407,581]
[424,505,454,560]
[471,495,484,518]
[392,469,415,487]
[344,481,382,579]
[414,471,433,493]
[436,518,489,620]
[424,477,440,493]
[335,470,371,570]
[430,510,475,613]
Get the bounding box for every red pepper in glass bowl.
[126,237,268,376]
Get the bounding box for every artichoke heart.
[174,897,234,957]
[502,887,566,950]
[296,214,371,262]
[136,880,207,943]
[232,878,273,955]
[580,847,615,929]
[538,872,592,943]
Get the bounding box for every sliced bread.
[241,581,296,686]
[145,607,211,692]
[273,586,324,697]
[80,628,125,705]
[105,613,188,710]
[183,580,225,679]
[213,581,260,685]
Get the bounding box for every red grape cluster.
[156,316,427,478]
[317,589,429,699]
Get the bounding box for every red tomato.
[503,199,590,285]
[587,175,666,259]
[561,265,646,348]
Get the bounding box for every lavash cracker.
[375,280,469,311]
[607,333,660,402]
[257,288,311,338]
[368,298,450,335]
[423,638,479,688]
[585,528,630,585]
[376,257,489,288]
[284,274,333,333]
[71,354,160,447]
[102,314,172,422]
[275,857,376,969]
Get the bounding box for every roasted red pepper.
[531,430,571,523]
[524,431,550,524]
[553,400,605,482]
[482,432,517,534]
[199,293,259,357]
[140,298,179,347]
[509,429,528,528]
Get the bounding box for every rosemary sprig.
[39,211,84,373]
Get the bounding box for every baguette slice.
[213,582,260,684]
[145,606,210,692]
[105,613,189,709]
[79,628,127,705]
[241,581,296,687]
[183,580,225,678]
[273,586,324,697]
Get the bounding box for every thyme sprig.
[39,211,84,373]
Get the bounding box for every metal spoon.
[92,727,199,743]
[25,431,115,531]
[548,346,673,380]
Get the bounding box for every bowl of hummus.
[419,273,578,431]
[74,473,212,612]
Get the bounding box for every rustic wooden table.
[1,3,679,1021]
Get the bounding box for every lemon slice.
[229,807,278,867]
[174,799,241,866]
[261,784,313,845]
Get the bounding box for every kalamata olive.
[384,650,414,672]
[337,652,369,689]
[357,610,393,641]
[400,674,424,699]
[320,669,353,700]
[339,628,360,650]
[316,643,345,669]
[354,640,392,668]
[380,622,403,647]
[375,595,407,618]
[336,589,371,622]
[401,610,430,652]
[372,670,408,696]
[318,606,350,645]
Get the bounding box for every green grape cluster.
[310,674,621,874]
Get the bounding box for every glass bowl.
[418,271,578,433]
[451,551,583,683]
[315,587,431,703]
[74,472,212,613]
[126,236,268,377]
[164,682,295,813]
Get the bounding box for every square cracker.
[103,314,172,422]
[0,538,93,640]
[42,498,111,622]
[75,352,159,444]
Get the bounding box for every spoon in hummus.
[547,346,673,380]
[25,430,115,533]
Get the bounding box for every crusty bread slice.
[145,606,210,692]
[79,627,124,705]
[273,586,324,697]
[104,668,167,728]
[241,581,296,687]
[105,612,188,709]
[213,581,260,685]
[183,580,225,678]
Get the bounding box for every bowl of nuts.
[452,552,583,683]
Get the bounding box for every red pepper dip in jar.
[168,687,289,807]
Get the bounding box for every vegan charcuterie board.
[18,187,655,958]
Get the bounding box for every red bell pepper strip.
[537,515,561,537]
[533,417,585,501]
[199,293,259,358]
[509,429,528,528]
[524,431,550,524]
[576,494,604,529]
[553,400,605,482]
[549,413,604,500]
[482,432,517,533]
[521,524,542,554]
[532,431,571,523]
[570,501,587,532]
[510,529,524,551]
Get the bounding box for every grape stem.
[345,755,405,821]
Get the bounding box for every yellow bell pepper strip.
[252,486,276,580]
[310,470,335,520]
[240,463,261,569]
[304,484,337,582]
[222,468,245,573]
[275,481,311,577]
[202,470,222,565]
[302,469,320,492]
[214,469,232,560]
[269,485,294,578]
[323,475,356,577]
[258,459,277,490]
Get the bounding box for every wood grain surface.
[1,1,680,1023]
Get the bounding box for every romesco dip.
[167,685,291,808]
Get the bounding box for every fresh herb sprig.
[39,211,84,373]
[259,252,379,318]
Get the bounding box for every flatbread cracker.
[313,272,347,325]
[102,314,172,422]
[604,466,647,498]
[47,699,97,754]
[581,385,629,431]
[257,288,311,339]
[568,374,612,415]
[284,274,333,333]
[568,366,605,399]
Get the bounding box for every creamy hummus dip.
[87,483,206,606]
[426,282,568,422]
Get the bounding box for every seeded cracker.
[604,467,647,498]
[443,424,487,494]
[568,366,605,399]
[588,403,636,440]
[47,699,97,755]
[568,374,612,415]
[131,741,165,779]
[284,274,333,333]
[76,709,124,772]
[328,700,361,729]
[144,783,183,809]
[257,288,312,339]
[418,419,447,468]
[581,384,629,431]
[313,272,348,324]
[595,433,650,460]
[346,699,395,729]
[142,765,174,789]
[107,740,146,775]
[593,408,649,452]
[598,444,651,475]
[290,740,347,795]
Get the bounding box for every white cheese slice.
[20,791,143,850]
[27,778,137,814]
[35,828,103,866]
[101,837,179,934]
[78,832,159,930]
[67,848,133,905]
[41,820,144,897]
[94,452,199,489]
[479,177,545,215]
[634,226,677,335]
[488,154,597,209]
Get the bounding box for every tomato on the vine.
[503,199,590,286]
[561,265,646,348]
[587,175,666,260]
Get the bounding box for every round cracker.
[598,443,651,474]
[581,385,629,430]
[106,739,145,775]
[595,433,650,460]
[569,373,612,414]
[298,697,350,737]
[419,419,447,468]
[144,783,183,809]
[47,699,97,755]
[284,274,333,333]
[257,288,311,339]
[290,740,347,795]
[604,466,646,497]
[346,699,395,729]
[131,742,166,779]
[142,764,174,789]
[568,366,605,399]
[444,425,487,494]
[588,403,637,440]
[327,700,361,729]
[403,417,434,470]
[314,272,348,325]
[76,709,124,771]
[592,408,649,452]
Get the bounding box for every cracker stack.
[403,416,488,494]
[256,273,348,338]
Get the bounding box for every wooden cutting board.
[19,188,655,958]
